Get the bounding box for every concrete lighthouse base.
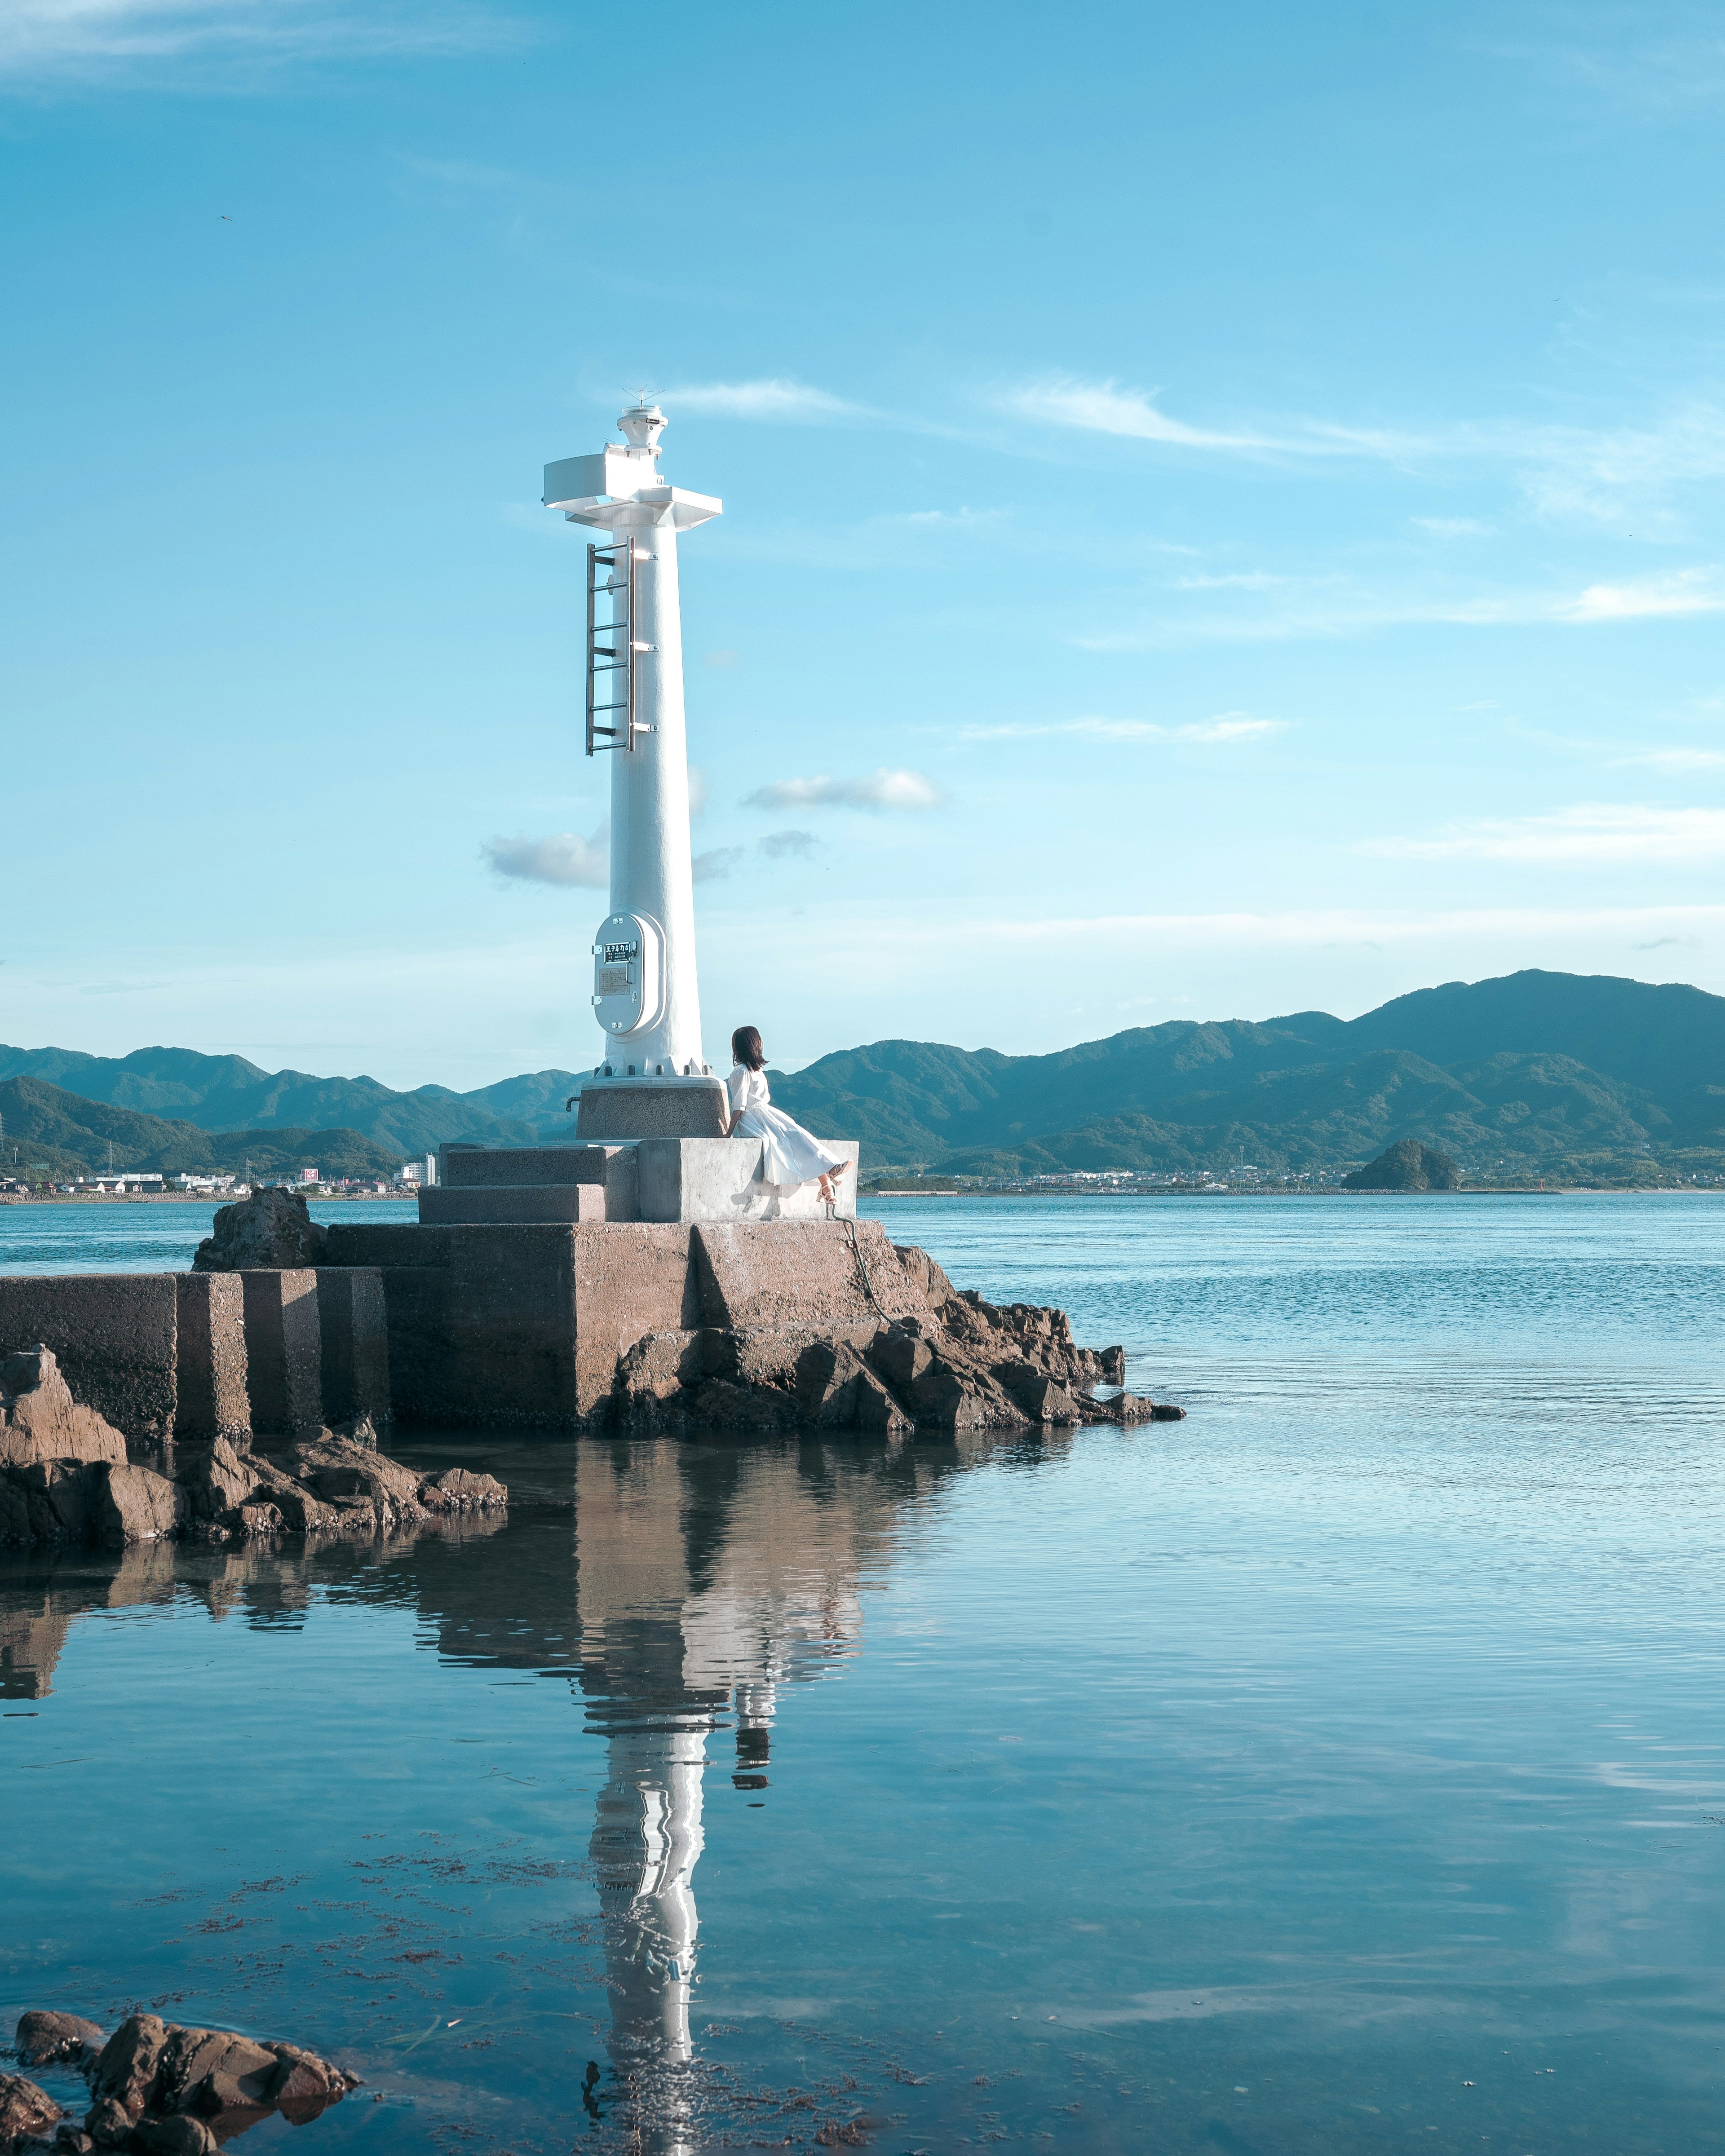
[574,1076,728,1143]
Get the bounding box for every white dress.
[728,1064,844,1189]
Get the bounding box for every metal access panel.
[592,911,663,1037]
[585,539,635,755]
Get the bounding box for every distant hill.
[0,1077,401,1182]
[769,970,1725,1178]
[8,970,1722,1183]
[0,1045,584,1152]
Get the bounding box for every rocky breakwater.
[0,1346,504,1549]
[4,2008,357,2153]
[617,1237,1186,1436]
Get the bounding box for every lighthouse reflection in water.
[567,1437,906,2153]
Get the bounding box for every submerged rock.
[14,2011,106,2070]
[11,2012,359,2151]
[0,1409,507,1550]
[0,2071,62,2150]
[191,1186,327,1273]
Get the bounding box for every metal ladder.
[585,538,636,755]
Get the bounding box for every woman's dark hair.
[731,1025,765,1072]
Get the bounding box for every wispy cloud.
[482,823,607,888]
[1077,566,1725,648]
[743,768,944,813]
[961,714,1283,744]
[663,379,856,423]
[692,846,746,883]
[999,377,1283,453]
[758,829,819,859]
[0,0,507,78]
[1365,804,1725,866]
[1413,516,1495,537]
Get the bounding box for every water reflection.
[0,1427,1036,2150]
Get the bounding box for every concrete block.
[239,1270,323,1437]
[0,1274,177,1443]
[575,1079,727,1140]
[440,1144,625,1189]
[366,1268,451,1429]
[173,1273,250,1440]
[691,1221,929,1334]
[418,1184,609,1225]
[636,1137,859,1223]
[438,1226,583,1426]
[569,1223,700,1416]
[322,1222,451,1269]
[315,1268,392,1430]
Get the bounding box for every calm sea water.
[3,1194,1724,2154]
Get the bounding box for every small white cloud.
[702,649,741,669]
[686,766,708,816]
[1413,516,1496,537]
[1365,804,1725,865]
[482,823,608,888]
[664,379,854,422]
[743,768,945,813]
[1556,572,1725,622]
[960,713,1283,744]
[1633,934,1702,950]
[692,846,747,883]
[758,829,819,860]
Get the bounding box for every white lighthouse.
[544,402,729,1141]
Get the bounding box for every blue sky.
[4,0,1723,1087]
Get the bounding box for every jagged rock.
[192,1187,327,1273]
[14,2012,105,2069]
[51,2127,95,2154]
[0,2072,61,2149]
[891,1243,955,1308]
[329,1413,379,1450]
[686,1377,799,1432]
[0,1349,128,1470]
[154,2026,280,2116]
[868,1324,932,1393]
[421,1467,508,1512]
[175,1436,254,1522]
[795,1340,911,1435]
[131,2118,218,2155]
[88,1464,186,1548]
[84,2096,133,2146]
[995,1361,1079,1423]
[261,2043,357,2123]
[88,2015,169,2124]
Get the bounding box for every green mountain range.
[0,1078,402,1184]
[769,970,1725,1179]
[0,1045,580,1154]
[3,970,1721,1183]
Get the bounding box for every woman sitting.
[725,1025,851,1208]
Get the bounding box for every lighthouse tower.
[544,403,729,1141]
